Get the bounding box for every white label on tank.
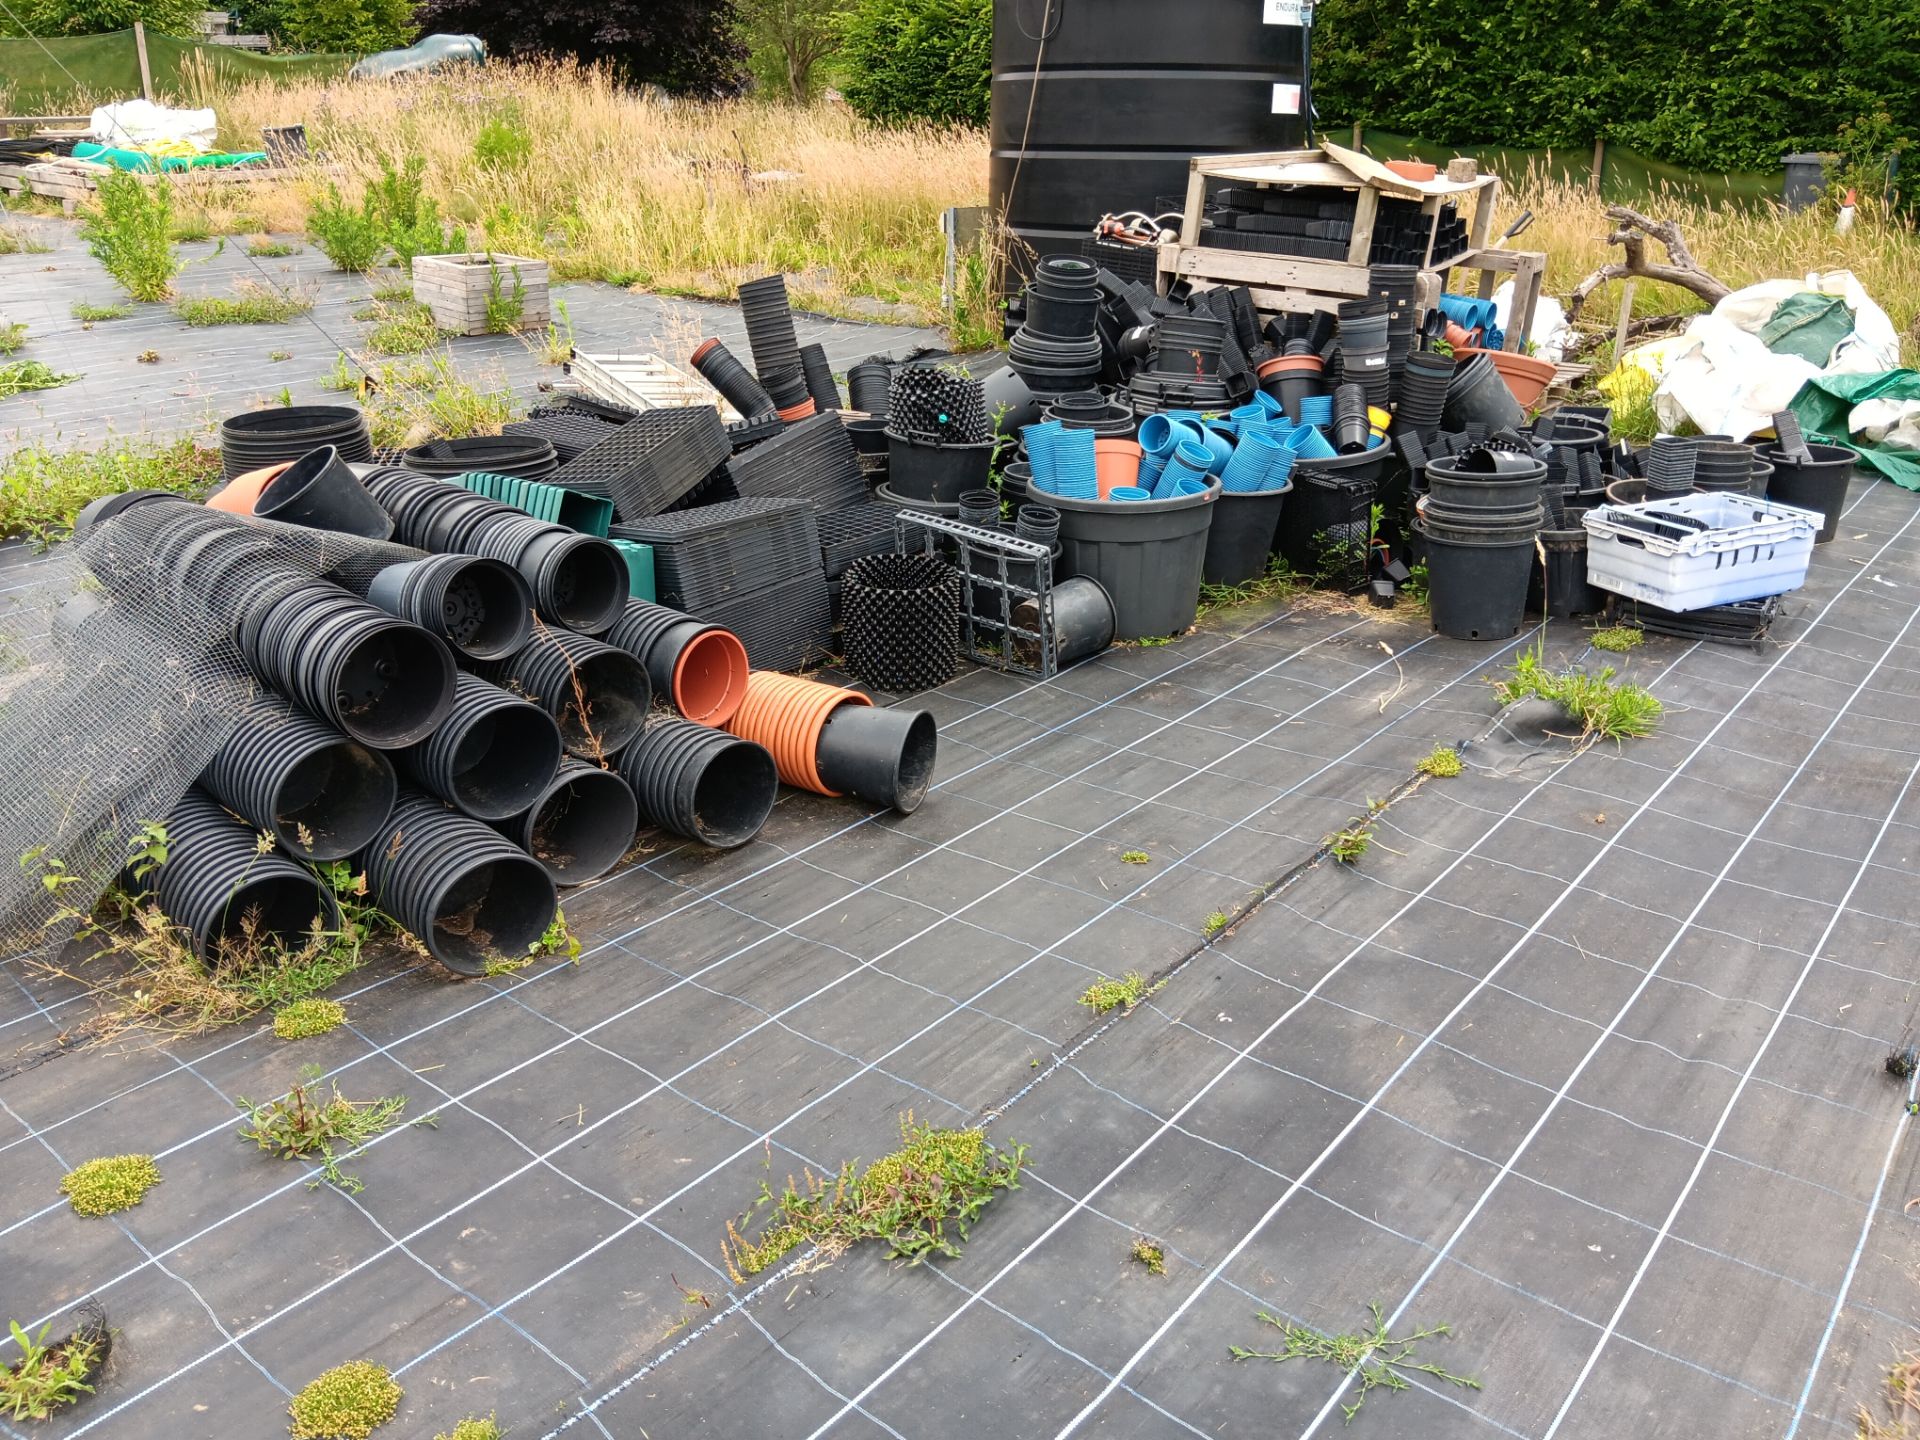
[1271,83,1302,114]
[1264,0,1304,23]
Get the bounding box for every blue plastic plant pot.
[1287,423,1338,460]
[1022,419,1063,487]
[1198,424,1237,474]
[1137,450,1169,494]
[1254,390,1287,419]
[1221,431,1283,493]
[1053,426,1098,496]
[1263,446,1299,491]
[1175,476,1212,496]
[1296,394,1334,429]
[1229,404,1269,427]
[1139,413,1205,457]
[1159,439,1213,495]
[1108,486,1152,502]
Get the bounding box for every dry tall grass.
[169,60,985,324]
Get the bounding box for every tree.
[739,0,850,103]
[838,0,990,127]
[227,0,412,51]
[411,0,748,96]
[0,0,201,37]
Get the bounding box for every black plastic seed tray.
[818,502,900,578]
[727,412,785,453]
[694,567,833,671]
[665,461,739,511]
[725,411,867,512]
[1611,595,1779,650]
[612,496,821,607]
[550,405,730,518]
[504,412,624,463]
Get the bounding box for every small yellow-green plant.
[274,997,346,1040]
[71,301,133,322]
[0,435,220,544]
[0,1319,100,1421]
[484,260,529,335]
[1119,850,1150,865]
[0,361,79,399]
[534,298,573,365]
[288,1361,401,1440]
[1078,972,1160,1014]
[435,1418,502,1440]
[723,1114,1026,1279]
[247,238,298,258]
[59,1153,161,1217]
[1589,625,1644,652]
[0,322,27,353]
[1328,822,1373,864]
[366,301,444,356]
[1131,1238,1166,1275]
[1416,746,1462,779]
[1204,911,1230,937]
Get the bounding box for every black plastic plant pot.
[738,273,802,378]
[1202,484,1291,587]
[1332,383,1371,454]
[491,528,628,634]
[1049,479,1219,640]
[846,362,893,416]
[842,552,964,692]
[366,554,535,661]
[71,486,196,542]
[1000,462,1033,513]
[845,417,891,459]
[220,404,372,481]
[617,716,778,849]
[498,629,652,759]
[1757,441,1855,543]
[154,789,343,958]
[1528,528,1606,619]
[885,432,995,503]
[202,700,397,860]
[500,759,638,883]
[401,435,557,483]
[1417,524,1534,641]
[814,704,938,815]
[246,586,457,749]
[251,444,395,540]
[362,791,558,976]
[405,672,563,819]
[958,489,1001,528]
[1011,576,1116,668]
[1014,500,1058,546]
[1444,352,1526,432]
[799,342,842,412]
[979,363,1042,434]
[691,338,776,420]
[1425,467,1544,512]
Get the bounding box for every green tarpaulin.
[0,30,350,114]
[1789,371,1920,491]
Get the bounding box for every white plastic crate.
[1581,491,1820,612]
[566,351,742,422]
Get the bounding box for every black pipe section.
[491,629,652,759]
[497,759,638,884]
[152,789,343,958]
[814,704,938,815]
[365,554,535,661]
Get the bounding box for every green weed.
[70,301,134,323]
[1230,1301,1481,1423]
[366,301,444,356]
[246,238,298,257]
[59,1153,161,1217]
[0,322,25,354]
[435,1418,502,1440]
[274,997,346,1040]
[1589,625,1645,652]
[288,1361,401,1440]
[0,435,220,543]
[1416,746,1462,778]
[1120,850,1150,865]
[1492,644,1662,740]
[0,1319,99,1421]
[1078,972,1160,1014]
[1198,556,1301,621]
[307,182,384,271]
[1131,1238,1167,1275]
[0,223,51,255]
[1204,911,1230,937]
[484,259,529,334]
[173,281,313,326]
[0,360,78,399]
[1328,822,1374,864]
[236,1063,411,1194]
[82,169,180,301]
[531,297,573,365]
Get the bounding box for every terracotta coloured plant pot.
[1385,159,1439,182]
[1443,320,1477,350]
[1093,439,1144,498]
[207,462,289,515]
[672,625,751,727]
[1457,346,1557,410]
[725,670,872,796]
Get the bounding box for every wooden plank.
[1179,159,1207,251]
[1347,185,1378,267]
[133,23,154,103]
[1508,252,1544,353]
[1468,175,1501,251]
[1166,244,1372,296]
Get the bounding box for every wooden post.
[133,22,155,102]
[1589,136,1605,195]
[1611,279,1637,367]
[1351,123,1362,152]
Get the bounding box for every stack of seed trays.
[447,472,614,536]
[817,503,899,578]
[699,569,833,672]
[611,497,822,609]
[505,410,626,463]
[725,411,868,512]
[665,462,739,512]
[550,405,731,518]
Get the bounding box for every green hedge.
[1312,0,1920,173]
[839,0,990,127]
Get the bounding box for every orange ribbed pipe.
[207,462,290,515]
[725,671,871,795]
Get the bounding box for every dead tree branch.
[1566,205,1730,323]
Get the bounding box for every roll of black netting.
[491,629,652,759]
[152,789,343,959]
[240,580,457,749]
[847,361,893,417]
[498,759,638,883]
[402,436,558,483]
[201,697,397,861]
[691,338,777,419]
[841,553,962,692]
[361,790,557,976]
[800,343,842,411]
[617,715,778,849]
[739,273,803,379]
[219,405,372,481]
[403,672,563,820]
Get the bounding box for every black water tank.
[991,0,1307,269]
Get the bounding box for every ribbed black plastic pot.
[252,444,394,539]
[1000,462,1033,512]
[402,436,557,482]
[958,489,1001,528]
[469,523,627,634]
[885,432,995,503]
[1528,528,1606,618]
[243,583,457,748]
[496,629,652,758]
[1444,352,1525,432]
[1149,316,1227,376]
[1010,575,1116,668]
[845,417,891,462]
[763,366,813,416]
[1757,441,1856,543]
[498,759,638,883]
[847,362,893,416]
[366,555,535,661]
[202,700,397,860]
[843,552,963,691]
[800,342,842,411]
[1425,467,1544,512]
[1202,483,1291,586]
[815,704,938,814]
[1015,500,1059,546]
[361,790,558,976]
[691,338,777,419]
[154,789,343,958]
[1417,524,1534,641]
[404,672,563,819]
[1332,383,1370,453]
[617,716,778,849]
[738,274,802,378]
[220,405,372,481]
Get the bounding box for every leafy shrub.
[308,184,384,272]
[473,106,534,168]
[82,170,180,302]
[280,0,413,50]
[0,0,199,37]
[839,0,989,127]
[411,0,748,95]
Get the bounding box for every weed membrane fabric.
[4,474,1920,1440]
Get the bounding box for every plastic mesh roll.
[841,553,962,692]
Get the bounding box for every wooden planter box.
[412,252,550,336]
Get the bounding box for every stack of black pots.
[1043,389,1135,436]
[1373,265,1420,389]
[1690,440,1759,494]
[1009,256,1103,396]
[1131,312,1232,413]
[1333,299,1391,407]
[219,405,372,481]
[151,789,344,958]
[1417,445,1546,641]
[1643,436,1697,498]
[1443,350,1525,432]
[883,365,994,508]
[738,273,812,421]
[1395,351,1451,441]
[403,436,559,483]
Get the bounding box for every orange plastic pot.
[776,397,817,422]
[1385,159,1438,182]
[672,627,751,727]
[1262,354,1323,377]
[1443,320,1478,350]
[1093,439,1144,498]
[725,671,871,795]
[1458,346,1557,410]
[207,462,289,515]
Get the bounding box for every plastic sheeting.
[87,99,215,152]
[1789,372,1920,491]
